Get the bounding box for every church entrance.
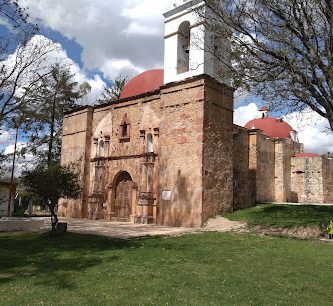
[114,172,133,219]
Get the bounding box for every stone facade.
[59,75,333,228]
[291,156,333,204]
[59,75,235,227]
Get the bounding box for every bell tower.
[163,0,230,85]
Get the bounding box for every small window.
[120,114,131,142]
[147,133,153,153]
[122,122,129,138]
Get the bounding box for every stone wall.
[323,156,333,203]
[232,126,256,210]
[59,107,93,218]
[274,140,292,202]
[202,78,233,223]
[291,157,324,203]
[157,78,205,227]
[249,131,275,202]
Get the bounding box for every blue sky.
[1,0,333,157]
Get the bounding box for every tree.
[22,164,81,231]
[97,75,127,104]
[0,1,60,126]
[201,0,333,130]
[21,64,91,164]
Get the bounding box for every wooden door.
[114,174,132,219]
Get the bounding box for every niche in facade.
[177,21,190,74]
[98,140,105,157]
[147,133,153,153]
[120,114,131,142]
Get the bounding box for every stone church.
[59,0,333,227]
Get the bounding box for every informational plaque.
[162,190,172,201]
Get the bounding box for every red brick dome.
[120,69,164,99]
[244,117,294,139]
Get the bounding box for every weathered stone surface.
[59,74,333,229]
[291,156,333,203]
[233,126,255,210]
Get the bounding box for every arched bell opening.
[177,21,191,74]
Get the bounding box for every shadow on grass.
[0,232,142,289]
[229,204,333,227]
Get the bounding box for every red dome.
[244,117,294,138]
[120,69,164,99]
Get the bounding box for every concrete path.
[58,218,197,239]
[1,216,244,239]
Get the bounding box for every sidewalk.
[58,218,197,239]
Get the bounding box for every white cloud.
[21,0,173,79]
[100,59,143,80]
[28,35,105,104]
[4,142,27,155]
[122,22,161,37]
[285,111,333,154]
[0,129,13,145]
[2,33,106,111]
[2,141,35,176]
[233,103,259,126]
[122,1,170,37]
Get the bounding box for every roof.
[120,69,164,99]
[259,106,269,111]
[294,152,320,158]
[244,117,294,138]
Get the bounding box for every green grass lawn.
[0,232,333,305]
[227,204,333,227]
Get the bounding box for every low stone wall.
[0,218,50,232]
[249,224,326,240]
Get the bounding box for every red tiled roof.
[244,117,294,138]
[120,69,164,99]
[294,152,320,158]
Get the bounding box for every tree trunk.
[48,93,57,166]
[49,203,58,232]
[327,108,333,132]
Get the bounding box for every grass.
[227,204,333,228]
[0,231,333,305]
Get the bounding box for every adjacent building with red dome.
[58,0,333,228]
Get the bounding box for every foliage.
[227,204,333,227]
[21,63,91,164]
[21,163,81,230]
[202,0,333,130]
[0,149,11,179]
[0,1,60,126]
[0,0,38,56]
[0,231,333,304]
[97,75,127,104]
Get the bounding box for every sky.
[1,0,333,170]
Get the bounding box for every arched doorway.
[114,171,133,219]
